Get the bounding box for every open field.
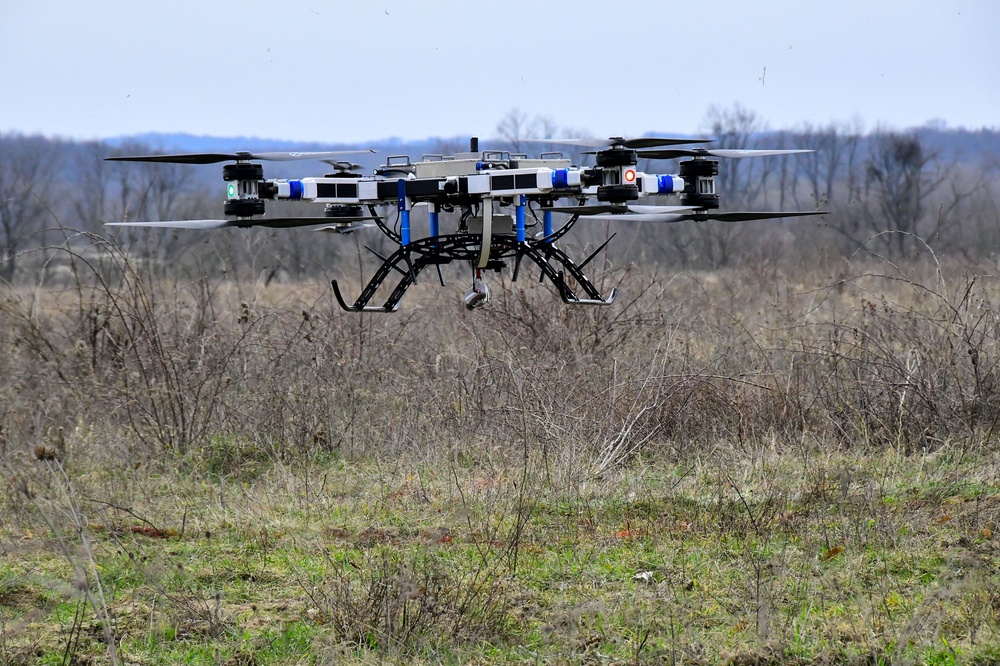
[2,241,999,664]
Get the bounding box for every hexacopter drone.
[106,136,824,311]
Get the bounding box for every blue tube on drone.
[543,210,553,242]
[397,179,410,246]
[516,195,526,242]
[429,207,439,238]
[657,175,683,195]
[288,180,304,200]
[551,169,570,189]
[401,210,411,245]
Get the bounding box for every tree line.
[2,106,998,285]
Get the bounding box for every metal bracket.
[476,197,492,268]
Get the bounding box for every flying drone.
[105,136,825,311]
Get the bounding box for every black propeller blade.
[542,204,632,215]
[106,149,375,165]
[105,215,375,230]
[692,211,827,222]
[316,222,377,235]
[322,160,365,172]
[635,148,813,160]
[584,209,828,224]
[523,136,710,150]
[542,204,700,216]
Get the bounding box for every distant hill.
[103,132,486,178]
[105,132,477,157]
[106,132,367,153]
[107,127,1000,168]
[912,127,1000,164]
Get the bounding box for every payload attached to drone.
[106,136,825,311]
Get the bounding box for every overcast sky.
[2,1,997,145]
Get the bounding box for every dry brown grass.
[3,238,999,473]
[1,238,999,662]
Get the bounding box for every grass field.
[1,243,999,664]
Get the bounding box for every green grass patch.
[2,443,998,664]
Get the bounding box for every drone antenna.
[470,137,479,153]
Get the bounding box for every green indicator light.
[227,184,236,197]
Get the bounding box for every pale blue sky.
[3,0,997,144]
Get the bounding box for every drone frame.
[104,137,825,312]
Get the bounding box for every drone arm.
[637,173,685,196]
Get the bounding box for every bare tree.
[704,103,769,210]
[71,141,111,232]
[793,123,860,209]
[495,108,536,154]
[864,132,945,256]
[792,122,864,250]
[668,104,769,268]
[100,141,217,273]
[0,134,61,283]
[494,109,571,156]
[104,140,198,223]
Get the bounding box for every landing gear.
[331,234,615,313]
[330,209,615,313]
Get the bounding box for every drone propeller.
[105,215,375,230]
[542,204,700,216]
[634,148,813,160]
[584,209,828,224]
[694,211,827,222]
[315,222,377,235]
[322,160,365,173]
[523,136,710,150]
[106,149,375,165]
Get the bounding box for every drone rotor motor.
[222,161,266,217]
[678,158,720,209]
[593,145,640,203]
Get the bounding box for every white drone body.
[105,137,823,311]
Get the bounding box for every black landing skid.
[331,232,617,312]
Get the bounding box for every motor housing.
[678,159,719,209]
